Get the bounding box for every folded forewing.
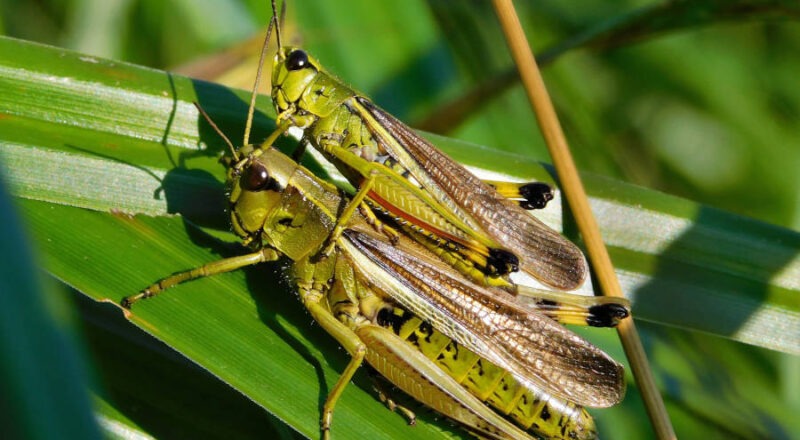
[343,227,624,408]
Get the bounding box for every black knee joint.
[486,249,519,275]
[587,303,629,327]
[519,182,554,210]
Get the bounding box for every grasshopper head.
[228,146,334,260]
[228,146,284,244]
[271,47,321,116]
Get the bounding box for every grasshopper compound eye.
[243,161,273,192]
[286,49,309,70]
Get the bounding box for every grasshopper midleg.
[265,0,588,290]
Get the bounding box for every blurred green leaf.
[0,168,100,438]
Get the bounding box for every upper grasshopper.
[265,1,587,290]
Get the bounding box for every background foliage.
[0,0,798,439]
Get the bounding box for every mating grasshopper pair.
[123,2,629,438]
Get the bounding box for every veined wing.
[341,226,624,408]
[352,97,588,290]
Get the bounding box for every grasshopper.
[265,1,587,290]
[123,100,627,438]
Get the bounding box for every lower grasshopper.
[123,109,628,438]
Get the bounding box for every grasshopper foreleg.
[122,248,280,308]
[357,203,400,245]
[320,171,398,257]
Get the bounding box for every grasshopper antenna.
[243,1,280,148]
[194,102,239,162]
[275,0,284,50]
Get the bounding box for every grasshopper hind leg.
[586,302,630,327]
[319,171,402,257]
[518,286,630,328]
[358,202,401,245]
[486,180,554,210]
[518,182,555,210]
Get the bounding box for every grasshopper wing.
[354,97,588,290]
[343,227,624,408]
